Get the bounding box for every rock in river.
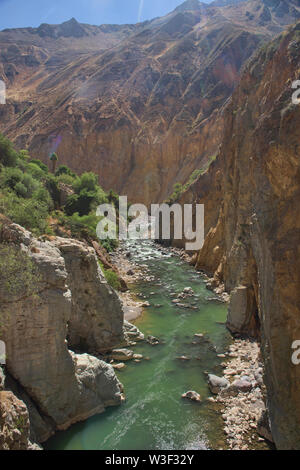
[110,349,134,362]
[208,374,229,394]
[182,391,202,402]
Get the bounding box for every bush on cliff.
[0,133,119,250]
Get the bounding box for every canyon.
[0,0,300,452]
[173,19,300,449]
[0,0,300,204]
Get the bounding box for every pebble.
[214,339,267,450]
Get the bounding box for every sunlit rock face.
[0,222,124,443]
[1,0,299,204]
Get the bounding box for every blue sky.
[0,0,211,30]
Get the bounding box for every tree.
[50,152,58,174]
[0,133,18,167]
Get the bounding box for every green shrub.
[29,159,48,173]
[0,193,50,235]
[100,238,118,253]
[73,172,99,194]
[15,181,28,198]
[0,167,23,190]
[64,190,95,217]
[55,164,75,178]
[22,173,38,197]
[59,212,100,239]
[0,135,120,245]
[56,173,75,186]
[166,183,184,205]
[19,150,31,162]
[32,187,53,211]
[0,134,18,167]
[27,162,46,179]
[103,269,121,290]
[45,174,60,207]
[98,261,121,290]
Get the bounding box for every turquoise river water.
[46,240,232,450]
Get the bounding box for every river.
[46,240,232,450]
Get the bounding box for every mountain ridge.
[0,0,299,204]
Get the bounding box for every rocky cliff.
[183,21,300,449]
[0,220,125,444]
[1,0,299,204]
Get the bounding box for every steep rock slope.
[0,221,124,443]
[188,22,300,449]
[1,0,299,204]
[52,237,124,353]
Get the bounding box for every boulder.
[225,379,253,396]
[123,321,145,342]
[183,287,194,295]
[208,374,229,394]
[0,391,33,450]
[112,363,126,371]
[182,391,202,402]
[110,349,134,361]
[147,336,160,346]
[227,286,257,335]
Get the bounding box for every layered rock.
[186,22,300,449]
[1,1,299,204]
[0,222,124,443]
[52,237,124,353]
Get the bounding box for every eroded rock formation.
[52,237,124,353]
[0,221,125,444]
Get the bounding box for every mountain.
[0,0,299,204]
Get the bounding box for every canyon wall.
[184,22,300,449]
[0,220,125,444]
[1,0,299,204]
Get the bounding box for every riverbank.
[210,338,271,450]
[110,243,198,322]
[110,244,154,321]
[112,241,271,450]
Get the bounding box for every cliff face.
[52,237,124,353]
[0,221,125,443]
[1,0,299,204]
[190,22,300,449]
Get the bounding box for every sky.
[0,0,212,31]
